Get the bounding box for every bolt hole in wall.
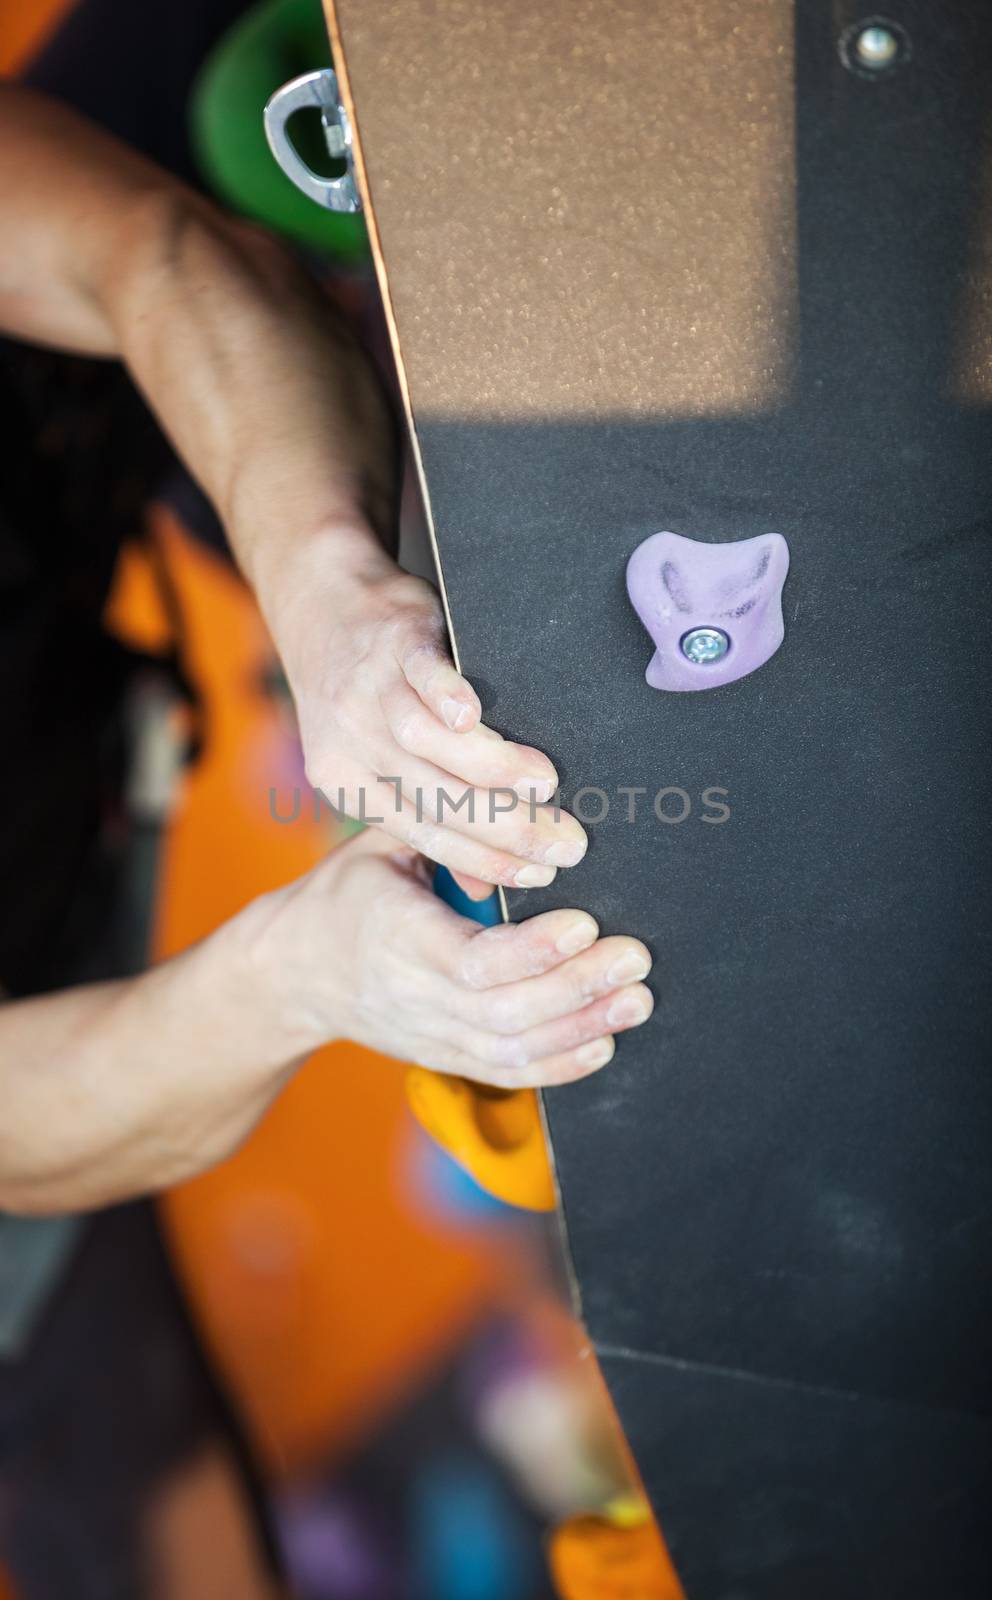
[841,17,912,76]
[0,4,663,1600]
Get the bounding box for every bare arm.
[0,82,394,557]
[0,85,587,889]
[0,91,650,1213]
[0,834,652,1216]
[0,923,296,1215]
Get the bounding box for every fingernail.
[442,697,473,731]
[576,1038,615,1068]
[606,952,651,985]
[607,992,652,1027]
[513,776,557,804]
[556,916,598,956]
[543,837,587,868]
[515,864,556,888]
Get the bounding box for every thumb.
[397,621,481,733]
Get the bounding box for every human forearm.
[0,85,395,576]
[104,191,396,583]
[0,920,307,1216]
[0,87,590,888]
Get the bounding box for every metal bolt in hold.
[680,627,730,665]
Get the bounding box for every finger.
[452,909,601,987]
[449,869,496,902]
[381,681,557,800]
[371,748,587,869]
[312,763,570,887]
[397,631,481,733]
[454,984,654,1081]
[305,824,436,904]
[372,803,561,891]
[455,1035,617,1090]
[463,936,653,1033]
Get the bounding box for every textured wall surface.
[329,2,992,1593]
[330,0,797,420]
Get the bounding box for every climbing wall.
[325,2,992,1594]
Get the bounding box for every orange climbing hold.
[405,1069,556,1212]
[548,1498,683,1600]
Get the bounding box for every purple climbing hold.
[626,530,790,692]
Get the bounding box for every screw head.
[680,627,730,665]
[854,24,899,67]
[841,17,910,76]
